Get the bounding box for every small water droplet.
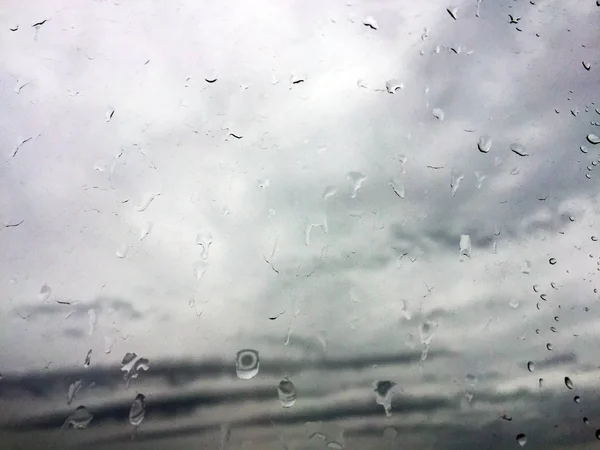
[535,328,540,334]
[385,79,403,94]
[84,349,92,368]
[549,257,557,265]
[533,284,540,292]
[38,284,52,302]
[347,171,367,198]
[546,343,553,350]
[521,260,531,274]
[447,7,459,20]
[587,134,600,145]
[432,108,445,120]
[587,173,592,179]
[115,245,128,259]
[592,236,598,241]
[88,309,98,336]
[362,16,378,29]
[475,171,486,189]
[581,145,589,153]
[540,294,547,301]
[583,417,589,425]
[510,167,520,175]
[510,143,529,157]
[574,395,581,404]
[516,433,527,446]
[477,135,493,153]
[389,178,405,199]
[63,406,94,429]
[327,442,344,450]
[374,381,396,417]
[565,377,573,389]
[527,361,535,372]
[196,232,213,260]
[356,79,368,89]
[451,171,464,196]
[583,61,592,71]
[459,235,472,258]
[105,107,115,122]
[595,429,600,440]
[129,393,146,426]
[538,378,544,388]
[236,349,259,380]
[277,378,297,408]
[67,380,84,405]
[140,221,153,241]
[550,326,557,332]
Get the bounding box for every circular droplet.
[574,395,581,404]
[592,236,598,242]
[549,258,557,265]
[546,343,553,351]
[516,433,527,447]
[236,349,260,380]
[527,361,535,372]
[565,377,574,389]
[478,135,493,153]
[277,377,297,408]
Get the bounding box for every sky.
[1,0,600,448]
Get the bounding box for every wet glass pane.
[1,0,599,448]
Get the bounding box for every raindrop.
[550,282,558,290]
[550,326,557,332]
[67,380,84,405]
[236,349,260,380]
[322,185,338,200]
[432,108,445,120]
[510,167,520,175]
[549,258,557,265]
[357,79,368,89]
[596,429,600,440]
[38,284,52,302]
[196,232,213,260]
[362,16,378,29]
[583,61,592,71]
[374,381,396,417]
[277,378,297,408]
[459,234,472,258]
[121,353,150,386]
[347,171,367,198]
[447,7,458,20]
[105,107,115,122]
[510,143,529,157]
[593,236,598,241]
[84,349,92,368]
[581,145,589,154]
[533,284,540,292]
[565,377,573,389]
[587,173,592,179]
[587,134,600,144]
[140,221,153,241]
[583,417,589,425]
[574,395,581,404]
[385,79,403,94]
[540,294,547,301]
[135,192,160,212]
[327,442,343,450]
[129,393,146,426]
[450,171,464,196]
[290,72,306,85]
[475,171,486,189]
[116,246,128,259]
[554,316,559,322]
[88,309,98,336]
[538,378,544,388]
[535,329,540,334]
[527,361,535,372]
[516,433,527,447]
[546,343,553,350]
[62,406,94,429]
[521,260,531,274]
[477,135,493,153]
[389,179,405,199]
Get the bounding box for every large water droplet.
[478,135,492,153]
[587,134,600,144]
[129,393,146,426]
[38,284,52,302]
[516,433,527,446]
[565,377,573,389]
[510,143,529,157]
[236,349,259,380]
[527,361,535,372]
[374,381,396,417]
[277,377,297,408]
[347,171,367,198]
[459,235,472,258]
[583,61,592,71]
[63,406,94,429]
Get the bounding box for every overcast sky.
[1,0,600,448]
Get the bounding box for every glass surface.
[1,0,599,448]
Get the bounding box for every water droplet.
[121,353,150,386]
[509,300,520,309]
[546,343,553,350]
[592,236,598,241]
[550,326,557,332]
[63,406,94,429]
[432,108,445,120]
[362,16,378,29]
[583,417,589,425]
[521,260,531,274]
[581,145,589,154]
[565,377,573,389]
[533,284,540,292]
[236,349,259,380]
[104,335,114,354]
[510,143,529,157]
[290,72,306,86]
[327,442,343,450]
[587,173,592,179]
[389,178,405,199]
[572,108,580,117]
[538,378,544,388]
[67,380,84,405]
[527,361,535,372]
[535,328,540,334]
[116,245,128,259]
[450,171,464,196]
[322,185,338,200]
[88,309,98,336]
[447,7,459,20]
[477,135,492,153]
[135,192,160,212]
[540,294,547,301]
[374,381,396,417]
[510,167,520,175]
[140,221,153,241]
[596,429,600,440]
[277,378,297,408]
[459,235,472,258]
[196,232,213,260]
[356,79,368,89]
[475,171,486,189]
[84,349,92,368]
[583,61,592,71]
[550,282,558,290]
[129,393,146,426]
[549,257,557,265]
[38,284,52,302]
[385,79,403,94]
[347,171,367,198]
[105,107,115,122]
[574,395,581,404]
[587,134,600,144]
[516,433,527,446]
